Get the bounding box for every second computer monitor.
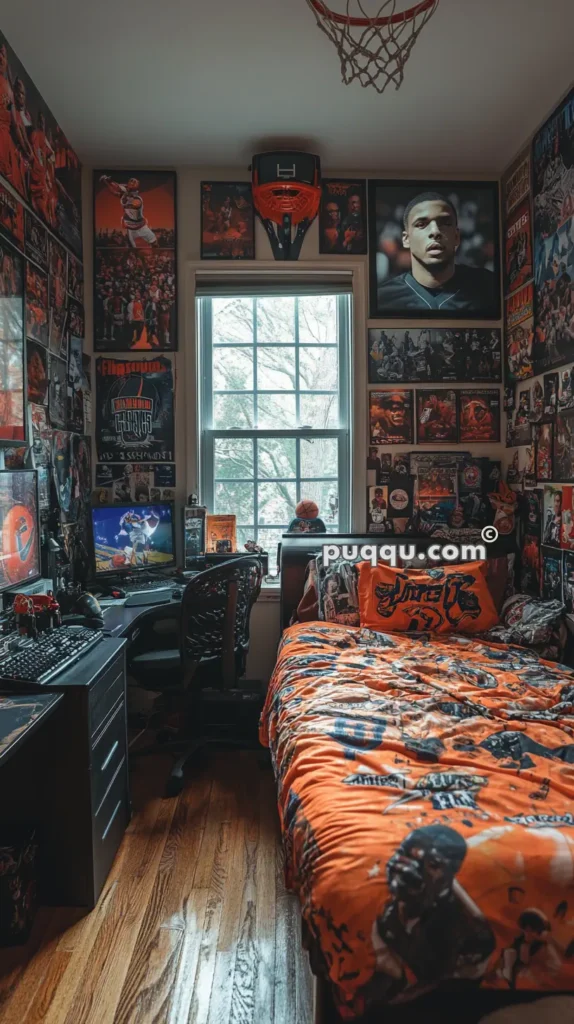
[92,503,175,575]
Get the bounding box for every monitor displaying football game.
[0,470,41,593]
[92,503,175,575]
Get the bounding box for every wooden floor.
[0,750,313,1024]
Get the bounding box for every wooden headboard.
[279,532,515,631]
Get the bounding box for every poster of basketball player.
[369,390,413,445]
[532,87,574,373]
[504,199,533,295]
[95,355,175,463]
[0,184,24,251]
[24,211,47,271]
[201,182,255,260]
[25,262,48,345]
[67,299,84,339]
[535,422,553,482]
[94,170,177,352]
[368,327,501,384]
[48,306,67,357]
[67,253,84,302]
[319,180,367,255]
[369,179,501,319]
[26,339,48,405]
[459,389,500,443]
[502,148,531,219]
[554,410,574,481]
[48,236,67,310]
[0,239,25,444]
[0,31,83,258]
[48,353,67,429]
[504,283,534,381]
[416,389,458,443]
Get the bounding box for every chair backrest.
[179,555,263,688]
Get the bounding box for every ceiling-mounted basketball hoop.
[305,0,440,94]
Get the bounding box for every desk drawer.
[92,700,127,816]
[93,763,129,902]
[89,657,124,736]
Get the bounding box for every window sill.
[259,578,281,602]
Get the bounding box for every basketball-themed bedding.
[260,621,574,1019]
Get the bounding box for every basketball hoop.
[305,0,440,93]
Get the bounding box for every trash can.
[0,825,38,946]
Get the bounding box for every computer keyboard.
[0,626,103,686]
[122,578,172,593]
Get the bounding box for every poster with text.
[504,199,533,295]
[502,149,531,219]
[96,355,175,463]
[504,282,534,382]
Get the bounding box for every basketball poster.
[26,339,48,406]
[93,170,177,352]
[25,262,48,345]
[48,354,67,429]
[0,184,24,252]
[369,390,413,445]
[502,149,531,219]
[504,283,534,382]
[0,30,83,258]
[201,182,255,260]
[504,199,533,295]
[319,180,367,255]
[24,212,48,271]
[532,87,574,374]
[0,240,25,444]
[416,389,458,443]
[368,328,501,385]
[458,389,501,443]
[95,355,175,463]
[67,254,84,302]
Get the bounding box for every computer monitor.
[91,503,176,576]
[0,470,41,593]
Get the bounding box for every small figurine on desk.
[244,540,264,554]
[287,499,327,534]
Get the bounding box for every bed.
[260,535,574,1022]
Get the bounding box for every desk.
[0,693,63,766]
[102,592,180,640]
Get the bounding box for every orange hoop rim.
[309,0,436,27]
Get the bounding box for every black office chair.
[129,555,264,795]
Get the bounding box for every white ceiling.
[2,0,573,172]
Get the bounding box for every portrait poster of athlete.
[0,183,23,251]
[369,179,501,319]
[0,30,82,258]
[25,262,48,346]
[319,180,367,255]
[368,327,501,384]
[532,87,574,373]
[459,389,501,443]
[369,390,413,445]
[26,339,48,406]
[504,283,535,382]
[95,355,175,463]
[201,181,255,260]
[504,199,533,295]
[24,211,47,271]
[416,389,458,443]
[94,170,177,352]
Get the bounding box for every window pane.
[236,526,256,553]
[212,297,253,344]
[301,480,339,524]
[256,528,285,572]
[215,481,254,525]
[299,393,339,428]
[214,438,253,479]
[257,394,297,429]
[300,438,338,479]
[257,438,296,479]
[213,394,254,429]
[299,346,338,391]
[258,481,297,526]
[298,295,337,344]
[256,347,296,391]
[213,347,253,391]
[256,297,295,343]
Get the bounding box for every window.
[199,292,352,569]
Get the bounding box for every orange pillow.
[357,560,499,635]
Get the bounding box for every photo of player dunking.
[201,182,254,260]
[100,175,157,248]
[371,181,500,318]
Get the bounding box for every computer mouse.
[171,588,183,601]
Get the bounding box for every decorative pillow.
[482,595,565,657]
[291,558,320,624]
[316,554,360,626]
[358,560,499,635]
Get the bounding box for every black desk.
[0,693,63,765]
[102,592,180,640]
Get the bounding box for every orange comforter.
[260,622,574,1019]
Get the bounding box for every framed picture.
[542,545,563,601]
[504,199,533,296]
[48,354,67,429]
[504,283,534,382]
[319,180,367,255]
[530,379,544,423]
[94,170,177,351]
[368,327,501,385]
[554,410,574,482]
[558,365,574,411]
[369,389,413,445]
[68,300,84,339]
[26,339,49,406]
[24,212,48,271]
[48,237,67,310]
[520,533,541,595]
[533,87,574,373]
[543,372,559,419]
[512,387,532,445]
[200,182,254,260]
[416,389,458,444]
[562,486,574,550]
[367,485,390,533]
[535,422,553,482]
[25,263,48,346]
[458,389,500,442]
[49,307,67,356]
[502,148,531,219]
[0,239,25,445]
[0,184,24,252]
[67,254,84,303]
[95,355,175,463]
[543,484,563,547]
[368,179,501,319]
[563,550,574,612]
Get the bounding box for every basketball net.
[305,0,440,93]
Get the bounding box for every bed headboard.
[279,532,515,631]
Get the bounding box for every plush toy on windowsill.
[287,499,327,534]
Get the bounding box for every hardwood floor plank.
[253,772,278,1022]
[165,888,209,1024]
[112,925,185,1024]
[23,951,71,1024]
[273,831,299,1024]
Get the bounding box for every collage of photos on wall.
[503,87,574,606]
[0,28,93,586]
[366,175,504,541]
